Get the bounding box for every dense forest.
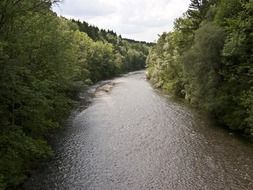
[147,0,253,137]
[71,19,153,72]
[0,0,150,189]
[1,0,253,189]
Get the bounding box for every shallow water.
[25,71,253,190]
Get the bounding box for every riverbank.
[150,82,253,143]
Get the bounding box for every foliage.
[72,19,152,73]
[0,1,151,189]
[147,0,253,137]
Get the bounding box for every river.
[25,71,253,190]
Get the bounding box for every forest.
[0,0,150,189]
[147,0,253,137]
[1,0,253,189]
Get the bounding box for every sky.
[53,0,191,42]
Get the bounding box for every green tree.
[147,0,253,137]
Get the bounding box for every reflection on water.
[25,71,253,190]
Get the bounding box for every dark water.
[25,71,253,190]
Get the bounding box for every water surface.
[26,71,253,190]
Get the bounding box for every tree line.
[71,19,153,73]
[0,0,150,189]
[147,0,253,138]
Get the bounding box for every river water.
[25,71,253,190]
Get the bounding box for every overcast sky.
[53,0,191,42]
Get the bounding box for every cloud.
[54,0,115,17]
[53,0,191,42]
